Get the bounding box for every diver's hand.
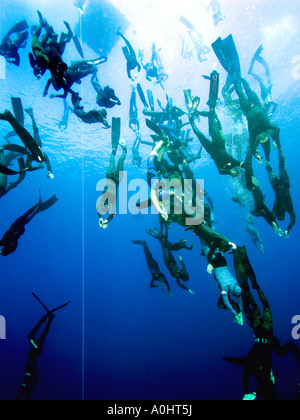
[284,230,289,239]
[229,242,237,250]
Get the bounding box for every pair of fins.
[211,34,241,78]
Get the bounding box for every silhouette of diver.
[16,293,70,400]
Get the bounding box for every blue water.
[0,0,299,401]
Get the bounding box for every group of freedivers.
[0,5,299,401]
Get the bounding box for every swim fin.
[86,56,107,66]
[180,16,196,32]
[111,117,121,150]
[11,97,24,126]
[223,356,248,367]
[147,90,155,111]
[9,20,29,34]
[73,36,85,59]
[212,34,241,77]
[146,119,168,142]
[137,83,149,108]
[132,240,147,245]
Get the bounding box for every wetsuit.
[266,149,296,235]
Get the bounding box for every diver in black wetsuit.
[265,148,296,237]
[16,293,70,400]
[0,192,58,256]
[132,240,172,296]
[224,246,300,400]
[117,28,141,81]
[0,21,29,66]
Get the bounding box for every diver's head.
[100,108,108,118]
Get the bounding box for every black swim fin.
[50,300,71,313]
[9,20,29,34]
[223,356,248,367]
[111,117,121,150]
[137,83,149,108]
[32,292,70,314]
[11,97,24,126]
[206,71,219,110]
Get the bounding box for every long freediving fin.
[206,70,219,110]
[248,45,263,75]
[136,196,152,210]
[146,119,167,140]
[11,97,24,126]
[111,117,121,150]
[137,83,149,108]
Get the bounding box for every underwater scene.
[0,0,299,402]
